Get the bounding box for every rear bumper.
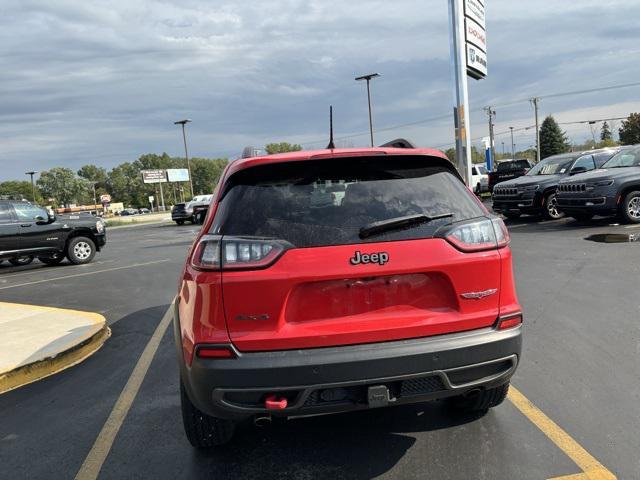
[175,306,522,419]
[171,211,192,221]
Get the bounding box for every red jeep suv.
[173,147,522,447]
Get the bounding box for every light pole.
[90,182,98,212]
[509,127,515,160]
[355,73,380,147]
[174,119,194,198]
[501,141,505,156]
[25,171,37,202]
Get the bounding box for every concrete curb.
[0,325,111,394]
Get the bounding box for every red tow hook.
[265,394,288,410]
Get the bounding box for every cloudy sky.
[2,0,640,180]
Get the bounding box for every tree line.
[0,142,303,207]
[0,153,228,208]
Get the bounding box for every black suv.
[0,201,106,267]
[557,145,640,223]
[492,149,618,220]
[488,159,534,192]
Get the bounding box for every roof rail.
[378,138,416,149]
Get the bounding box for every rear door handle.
[20,224,32,228]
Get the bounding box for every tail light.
[191,235,292,271]
[196,345,237,359]
[497,313,523,330]
[442,217,510,252]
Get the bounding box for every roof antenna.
[327,105,335,149]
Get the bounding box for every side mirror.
[48,212,56,223]
[35,215,48,225]
[570,166,587,175]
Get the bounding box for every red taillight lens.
[191,235,291,271]
[444,217,510,252]
[497,314,522,330]
[196,346,237,359]
[492,217,510,248]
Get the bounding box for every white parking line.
[0,260,170,291]
[0,260,116,281]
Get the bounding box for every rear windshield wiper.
[359,213,454,239]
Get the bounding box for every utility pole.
[531,97,541,163]
[91,182,98,212]
[484,107,496,170]
[509,127,515,160]
[25,171,37,202]
[174,119,194,198]
[355,73,380,147]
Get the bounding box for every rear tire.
[619,190,640,224]
[66,237,96,265]
[181,381,235,448]
[38,253,65,266]
[176,220,185,226]
[9,256,34,267]
[449,382,510,412]
[542,193,564,220]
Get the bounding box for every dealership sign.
[464,0,487,80]
[141,169,167,184]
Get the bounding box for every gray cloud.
[1,0,640,180]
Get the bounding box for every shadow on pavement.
[185,403,486,479]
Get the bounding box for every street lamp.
[355,73,380,147]
[174,119,194,198]
[25,171,37,202]
[509,127,515,160]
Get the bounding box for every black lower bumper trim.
[174,303,522,419]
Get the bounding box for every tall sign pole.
[531,97,541,163]
[448,0,487,187]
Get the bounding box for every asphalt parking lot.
[0,215,638,480]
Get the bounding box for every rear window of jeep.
[211,156,484,248]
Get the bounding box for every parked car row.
[492,145,640,223]
[118,207,151,216]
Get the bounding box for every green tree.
[0,180,42,202]
[600,121,613,142]
[619,113,640,145]
[37,168,87,207]
[265,142,302,154]
[444,148,456,163]
[189,158,228,196]
[107,162,148,207]
[77,165,108,184]
[540,116,570,159]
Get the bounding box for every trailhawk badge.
[460,288,498,300]
[350,251,389,266]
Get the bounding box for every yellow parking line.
[508,386,616,480]
[74,301,174,480]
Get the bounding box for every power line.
[300,81,639,148]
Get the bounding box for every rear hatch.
[204,155,504,352]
